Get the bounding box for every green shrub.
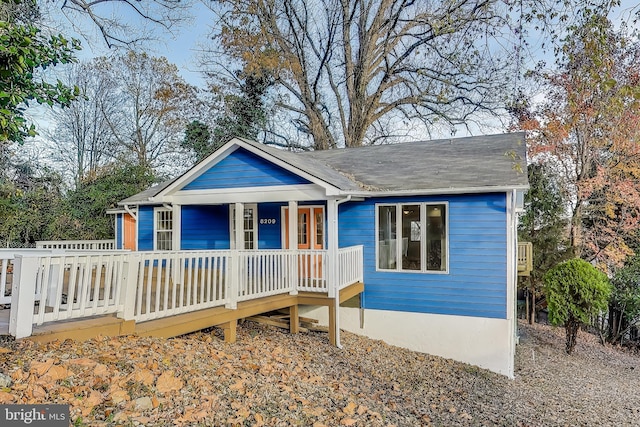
[544,258,611,354]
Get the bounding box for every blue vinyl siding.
[116,213,122,249]
[182,148,310,190]
[179,203,287,250]
[137,206,155,251]
[258,203,282,249]
[181,205,230,250]
[339,193,508,319]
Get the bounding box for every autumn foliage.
[514,11,640,270]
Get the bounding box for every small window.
[231,204,258,249]
[155,208,173,251]
[376,203,447,272]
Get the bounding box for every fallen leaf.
[156,370,184,394]
[43,365,70,381]
[254,413,265,426]
[131,369,155,385]
[86,390,103,408]
[30,359,54,376]
[93,363,109,377]
[110,389,129,404]
[0,391,15,403]
[343,401,357,415]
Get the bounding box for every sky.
[23,0,640,160]
[43,1,217,89]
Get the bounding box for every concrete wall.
[300,305,515,378]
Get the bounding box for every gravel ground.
[0,320,638,426]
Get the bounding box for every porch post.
[228,202,244,308]
[288,201,298,294]
[172,203,181,251]
[327,198,340,347]
[234,202,244,250]
[10,255,38,339]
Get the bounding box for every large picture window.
[154,208,173,251]
[376,203,447,272]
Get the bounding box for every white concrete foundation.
[300,306,515,378]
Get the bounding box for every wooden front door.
[123,213,136,250]
[284,207,324,281]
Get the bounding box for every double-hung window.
[376,203,448,272]
[154,208,173,251]
[230,204,258,249]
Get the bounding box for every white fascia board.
[106,208,125,214]
[166,184,328,205]
[157,137,342,199]
[340,184,530,198]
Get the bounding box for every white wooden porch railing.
[36,240,116,250]
[338,245,364,289]
[9,246,364,338]
[132,251,231,322]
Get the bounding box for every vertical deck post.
[222,319,237,343]
[10,255,39,339]
[289,304,299,334]
[119,253,141,321]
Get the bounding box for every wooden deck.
[23,281,364,346]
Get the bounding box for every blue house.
[109,133,528,377]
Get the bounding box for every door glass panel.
[298,212,308,246]
[315,210,323,248]
[378,206,396,269]
[402,205,420,270]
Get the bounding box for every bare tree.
[96,51,201,173]
[209,0,514,149]
[51,0,193,48]
[47,62,119,186]
[48,52,200,179]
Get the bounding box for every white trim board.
[164,184,328,205]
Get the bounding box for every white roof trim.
[156,138,342,198]
[341,184,530,198]
[165,184,328,205]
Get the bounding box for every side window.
[155,208,173,251]
[376,203,447,272]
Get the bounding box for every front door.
[284,207,325,283]
[123,213,136,250]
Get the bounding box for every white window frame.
[230,204,258,249]
[375,202,449,274]
[153,207,173,251]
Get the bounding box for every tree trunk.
[531,290,536,324]
[565,317,580,354]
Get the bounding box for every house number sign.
[260,218,277,225]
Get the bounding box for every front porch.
[5,246,364,344]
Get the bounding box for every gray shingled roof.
[120,133,527,204]
[119,178,176,204]
[296,133,528,192]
